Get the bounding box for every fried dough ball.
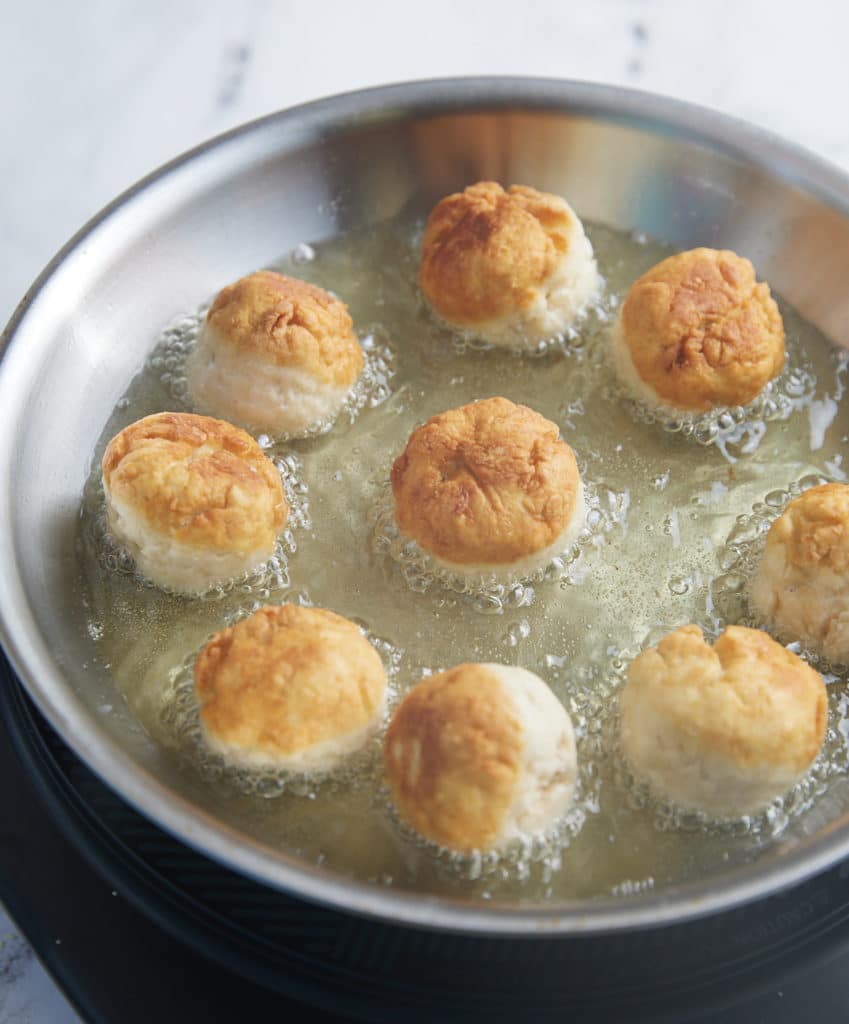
[101,412,287,594]
[195,605,387,771]
[619,624,827,817]
[384,663,577,852]
[420,181,600,348]
[612,248,785,412]
[752,483,849,663]
[187,270,364,437]
[390,397,584,575]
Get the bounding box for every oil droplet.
[291,242,316,263]
[503,619,531,646]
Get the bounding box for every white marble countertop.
[2,0,849,1018]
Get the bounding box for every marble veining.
[0,920,79,1023]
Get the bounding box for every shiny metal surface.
[3,78,849,935]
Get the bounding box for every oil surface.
[76,217,849,904]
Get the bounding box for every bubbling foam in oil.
[84,450,311,602]
[439,278,614,361]
[152,303,397,442]
[75,215,849,903]
[607,649,843,844]
[605,334,818,458]
[712,471,849,674]
[370,479,629,610]
[158,622,404,801]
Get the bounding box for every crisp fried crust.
[420,182,577,325]
[205,270,363,387]
[195,605,387,763]
[102,412,287,552]
[390,397,581,566]
[751,484,849,662]
[618,248,785,410]
[384,664,523,852]
[622,624,826,774]
[766,484,849,573]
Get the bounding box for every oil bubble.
[86,454,309,602]
[369,479,625,611]
[611,334,816,454]
[148,308,395,442]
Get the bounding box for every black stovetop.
[2,659,849,1022]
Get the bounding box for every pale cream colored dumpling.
[194,605,387,771]
[187,270,364,437]
[619,624,827,818]
[384,663,577,853]
[611,248,785,412]
[101,412,288,594]
[420,181,600,348]
[390,396,585,577]
[751,483,849,663]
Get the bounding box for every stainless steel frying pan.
[3,77,849,935]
